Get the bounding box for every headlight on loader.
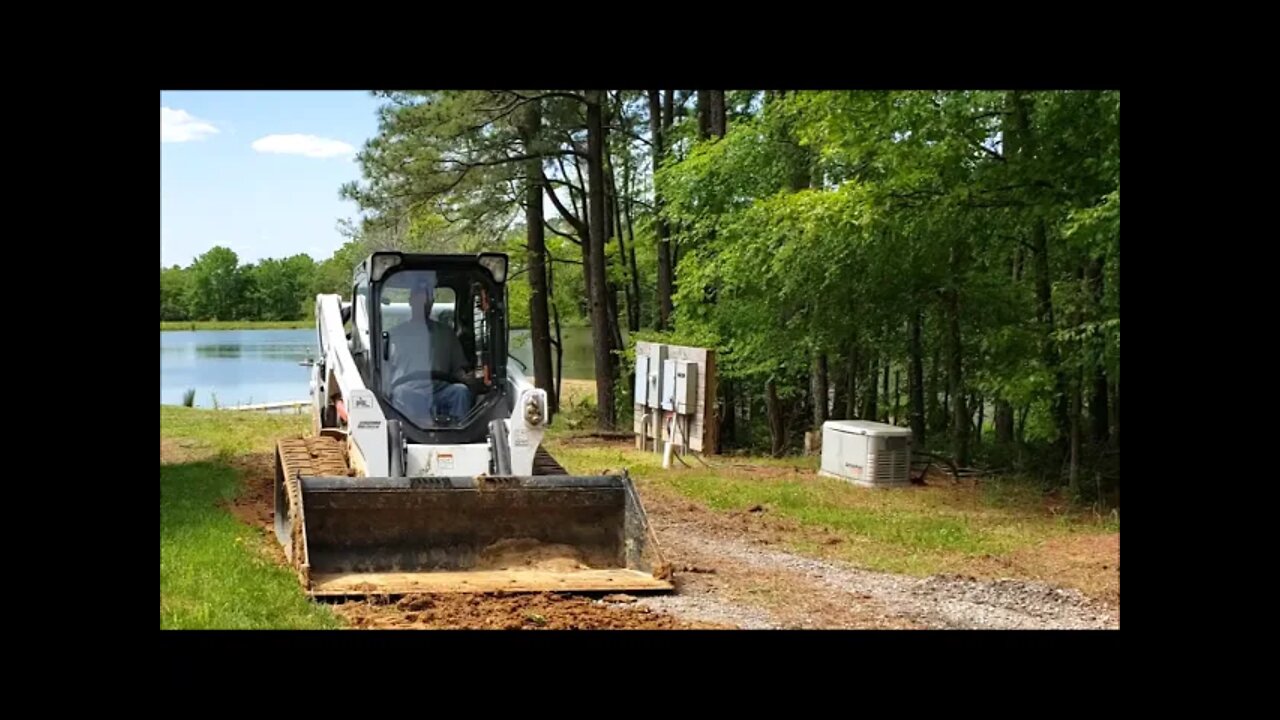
[524,396,543,426]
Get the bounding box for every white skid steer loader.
[274,251,673,596]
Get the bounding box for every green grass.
[161,319,312,331]
[160,406,338,629]
[544,437,1118,578]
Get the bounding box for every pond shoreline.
[162,320,313,331]
[161,326,598,409]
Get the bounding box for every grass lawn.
[544,422,1119,600]
[160,406,339,629]
[160,397,1120,628]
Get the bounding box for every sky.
[160,91,384,268]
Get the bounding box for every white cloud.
[161,107,218,143]
[251,134,354,159]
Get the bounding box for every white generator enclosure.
[819,420,913,487]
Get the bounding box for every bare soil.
[331,592,729,630]
[214,444,1118,630]
[227,452,277,531]
[959,533,1120,608]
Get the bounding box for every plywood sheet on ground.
[311,569,675,596]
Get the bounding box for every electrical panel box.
[634,355,650,407]
[675,361,698,415]
[660,358,678,411]
[647,344,667,410]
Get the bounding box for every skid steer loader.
[274,251,673,597]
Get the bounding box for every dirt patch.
[635,487,925,629]
[225,452,277,533]
[475,538,593,572]
[958,533,1119,607]
[332,592,730,630]
[626,478,1117,629]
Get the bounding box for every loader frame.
[274,250,676,597]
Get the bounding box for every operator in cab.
[384,272,474,425]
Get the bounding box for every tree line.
[161,247,321,322]
[343,89,1120,500]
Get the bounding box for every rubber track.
[276,436,349,588]
[278,435,350,478]
[532,446,569,476]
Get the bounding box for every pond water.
[160,326,598,409]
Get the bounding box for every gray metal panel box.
[818,420,913,487]
[634,355,650,407]
[647,344,667,409]
[675,360,698,414]
[660,358,677,411]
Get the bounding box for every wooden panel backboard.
[633,342,718,454]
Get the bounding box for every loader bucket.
[274,442,674,596]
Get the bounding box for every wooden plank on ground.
[310,569,675,596]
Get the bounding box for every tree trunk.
[974,394,984,448]
[622,152,641,333]
[765,378,786,457]
[1069,370,1082,497]
[697,90,711,140]
[649,90,674,331]
[928,341,944,433]
[811,351,828,431]
[579,211,593,318]
[881,363,890,423]
[830,354,847,420]
[546,244,565,407]
[518,100,556,415]
[607,159,637,336]
[1009,90,1069,460]
[1035,213,1070,455]
[1109,374,1119,448]
[892,370,901,426]
[908,309,926,444]
[863,354,879,421]
[946,243,969,467]
[995,400,1014,446]
[1087,256,1109,445]
[720,380,736,452]
[710,90,727,138]
[606,283,624,355]
[846,346,859,419]
[585,90,615,430]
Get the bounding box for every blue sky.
[160,91,384,268]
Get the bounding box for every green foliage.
[162,247,322,323]
[164,89,1120,489]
